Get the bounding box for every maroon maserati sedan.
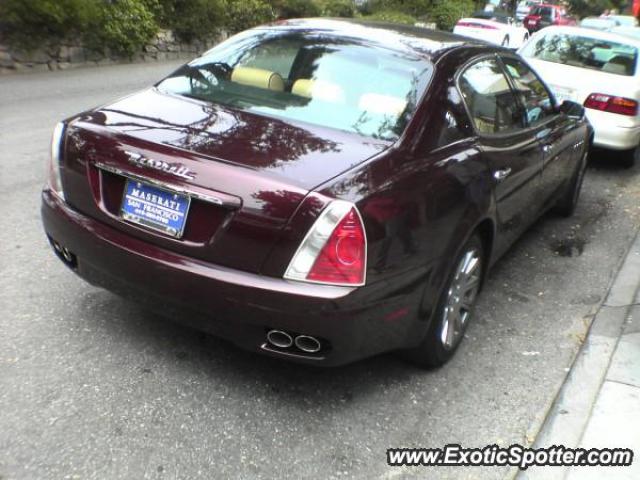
[41,19,592,367]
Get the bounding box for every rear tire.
[402,234,484,368]
[554,147,588,217]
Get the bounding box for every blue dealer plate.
[120,180,191,238]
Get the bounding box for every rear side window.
[458,58,524,135]
[520,32,638,76]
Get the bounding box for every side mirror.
[559,100,585,119]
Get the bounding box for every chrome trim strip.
[260,343,326,361]
[95,162,235,207]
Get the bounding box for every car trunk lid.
[61,88,389,274]
[526,58,640,106]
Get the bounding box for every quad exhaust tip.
[294,335,321,353]
[49,237,77,268]
[266,330,322,354]
[266,330,293,349]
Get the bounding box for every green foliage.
[272,0,323,19]
[162,0,225,42]
[0,0,485,56]
[429,0,474,30]
[319,0,357,17]
[224,0,276,33]
[85,0,159,56]
[567,0,628,18]
[365,10,417,24]
[367,0,431,18]
[0,0,100,49]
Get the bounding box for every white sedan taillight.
[284,200,367,287]
[48,122,66,200]
[584,93,639,117]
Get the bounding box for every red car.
[42,19,592,367]
[524,4,577,32]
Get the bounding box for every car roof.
[531,25,640,47]
[254,18,492,62]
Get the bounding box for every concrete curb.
[509,228,640,480]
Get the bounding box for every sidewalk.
[518,230,640,480]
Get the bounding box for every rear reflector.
[284,200,367,287]
[584,93,638,116]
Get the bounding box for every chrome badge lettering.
[125,151,195,180]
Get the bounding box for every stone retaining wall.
[0,30,226,74]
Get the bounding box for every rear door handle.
[494,168,512,182]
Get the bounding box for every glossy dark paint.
[41,20,591,365]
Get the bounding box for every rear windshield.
[532,6,554,18]
[520,32,638,76]
[156,29,433,141]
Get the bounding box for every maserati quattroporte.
[42,19,592,367]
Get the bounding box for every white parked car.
[608,15,639,28]
[580,17,619,31]
[454,11,530,48]
[519,26,640,164]
[516,0,542,21]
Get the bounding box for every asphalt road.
[1,62,639,480]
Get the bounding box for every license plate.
[120,180,190,238]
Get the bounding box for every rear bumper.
[41,190,431,366]
[586,109,640,151]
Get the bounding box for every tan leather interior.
[291,79,314,98]
[291,79,345,103]
[231,66,285,91]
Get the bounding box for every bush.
[0,0,100,49]
[272,0,322,19]
[319,0,356,17]
[85,0,159,57]
[224,0,276,33]
[164,0,225,42]
[365,10,417,24]
[429,0,474,31]
[367,0,430,18]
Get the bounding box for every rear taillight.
[48,122,66,199]
[456,21,498,29]
[584,94,638,117]
[284,200,367,287]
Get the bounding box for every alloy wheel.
[440,248,482,350]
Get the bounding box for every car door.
[500,55,579,205]
[458,56,543,254]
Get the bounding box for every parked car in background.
[516,0,542,21]
[524,4,576,33]
[519,26,639,165]
[608,15,639,28]
[580,16,620,31]
[454,11,530,48]
[41,20,592,368]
